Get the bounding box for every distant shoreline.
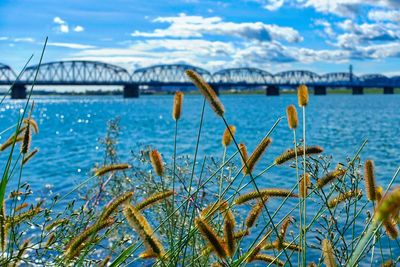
[0,88,398,96]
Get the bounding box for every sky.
[1,0,400,76]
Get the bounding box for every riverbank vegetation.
[0,43,399,266]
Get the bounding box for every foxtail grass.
[364,160,377,201]
[322,239,337,267]
[222,125,236,147]
[64,218,114,260]
[94,163,131,177]
[316,166,346,189]
[135,190,174,211]
[185,70,224,117]
[172,91,184,121]
[243,137,272,175]
[99,191,134,220]
[150,150,164,176]
[21,148,38,165]
[195,217,227,259]
[234,189,297,205]
[327,190,362,208]
[274,146,323,165]
[123,204,165,258]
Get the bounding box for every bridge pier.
[265,86,279,96]
[314,86,326,95]
[383,87,394,94]
[123,84,139,98]
[11,84,27,99]
[352,86,364,95]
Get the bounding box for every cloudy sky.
[1,0,399,76]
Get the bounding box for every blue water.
[0,94,399,264]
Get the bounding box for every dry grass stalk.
[234,189,297,205]
[195,217,227,259]
[94,163,131,177]
[20,120,31,154]
[123,204,164,257]
[22,148,39,165]
[135,190,174,211]
[99,191,134,221]
[327,190,362,208]
[297,84,309,107]
[222,125,236,147]
[322,239,337,267]
[23,118,39,134]
[274,146,323,165]
[0,136,24,151]
[286,105,298,129]
[185,69,225,117]
[364,159,377,201]
[172,91,184,121]
[244,137,272,175]
[150,150,164,176]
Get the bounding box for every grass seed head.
[185,69,225,117]
[150,150,164,176]
[322,239,337,267]
[244,137,272,175]
[274,146,323,165]
[298,84,309,107]
[364,159,377,201]
[172,91,184,120]
[286,105,298,129]
[94,163,131,176]
[195,217,227,259]
[222,125,236,147]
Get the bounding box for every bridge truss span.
[132,64,212,84]
[20,60,131,85]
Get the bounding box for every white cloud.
[48,42,96,49]
[298,0,400,17]
[368,10,400,22]
[73,26,85,32]
[315,19,336,38]
[335,19,400,49]
[263,0,284,11]
[53,17,66,24]
[13,37,35,42]
[59,24,69,33]
[131,13,303,43]
[53,17,84,34]
[0,37,9,41]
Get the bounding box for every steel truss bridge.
[0,61,398,98]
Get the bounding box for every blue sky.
[1,0,399,76]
